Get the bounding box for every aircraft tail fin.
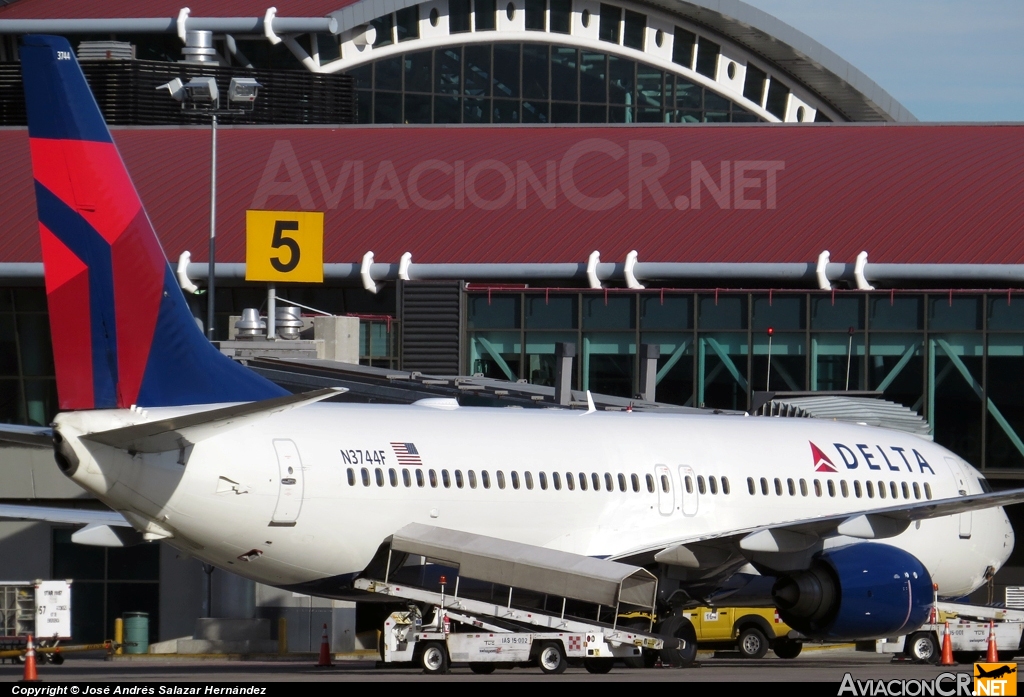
[20,35,286,409]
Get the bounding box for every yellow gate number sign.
[245,210,324,283]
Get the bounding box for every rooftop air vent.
[182,30,218,64]
[76,41,134,61]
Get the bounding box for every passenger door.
[271,439,304,526]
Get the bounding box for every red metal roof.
[2,124,1023,266]
[0,0,348,19]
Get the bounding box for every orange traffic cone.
[315,623,333,668]
[20,634,39,682]
[939,622,956,666]
[987,620,999,663]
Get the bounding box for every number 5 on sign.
[245,210,324,283]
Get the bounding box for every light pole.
[208,109,217,340]
[158,76,261,340]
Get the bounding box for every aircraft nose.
[1003,509,1015,559]
[987,507,1016,576]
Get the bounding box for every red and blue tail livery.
[21,35,286,409]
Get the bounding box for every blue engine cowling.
[771,543,933,641]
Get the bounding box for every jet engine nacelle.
[771,543,933,641]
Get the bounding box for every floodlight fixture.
[156,73,264,341]
[183,76,219,107]
[156,78,185,102]
[228,78,262,106]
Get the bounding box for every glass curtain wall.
[640,294,693,405]
[867,295,924,411]
[464,289,1024,473]
[927,297,984,467]
[697,294,748,411]
[348,43,763,124]
[52,530,160,644]
[467,293,522,380]
[987,296,1024,470]
[6,285,1024,474]
[750,294,806,394]
[525,295,577,387]
[582,295,635,394]
[0,288,56,426]
[359,319,399,368]
[810,295,864,391]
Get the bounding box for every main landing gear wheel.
[538,641,568,675]
[469,662,497,674]
[419,641,449,674]
[906,632,938,663]
[658,615,698,668]
[738,627,770,659]
[583,657,614,674]
[773,638,803,659]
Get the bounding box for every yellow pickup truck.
[681,607,801,659]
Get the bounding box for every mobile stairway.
[354,523,676,674]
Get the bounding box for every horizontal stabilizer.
[0,424,53,448]
[72,523,144,547]
[0,503,129,527]
[83,387,345,453]
[0,505,142,547]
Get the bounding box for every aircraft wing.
[0,423,53,448]
[615,487,1024,570]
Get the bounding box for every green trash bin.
[123,612,149,654]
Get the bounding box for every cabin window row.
[347,467,665,493]
[682,475,731,496]
[745,476,933,501]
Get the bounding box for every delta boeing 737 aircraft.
[5,35,1024,665]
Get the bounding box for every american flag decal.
[391,442,422,466]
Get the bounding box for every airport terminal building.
[1,0,1023,647]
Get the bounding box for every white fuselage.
[56,402,1014,597]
